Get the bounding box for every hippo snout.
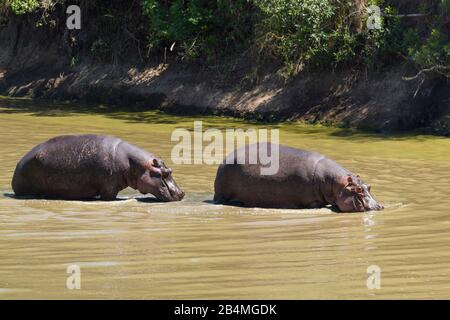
[363,190,383,211]
[166,179,185,201]
[367,202,383,211]
[170,189,185,201]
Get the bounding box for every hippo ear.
[146,159,163,176]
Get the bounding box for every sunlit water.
[0,97,449,299]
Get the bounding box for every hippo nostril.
[171,188,184,201]
[371,203,383,211]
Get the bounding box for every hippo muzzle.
[158,174,185,201]
[336,175,383,212]
[136,159,185,202]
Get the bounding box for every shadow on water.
[0,96,444,139]
[3,192,163,203]
[135,197,164,203]
[3,193,125,201]
[0,96,259,127]
[0,96,180,125]
[202,198,342,213]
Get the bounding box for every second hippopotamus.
[214,143,383,212]
[12,134,184,201]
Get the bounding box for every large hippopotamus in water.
[214,143,383,212]
[12,134,184,201]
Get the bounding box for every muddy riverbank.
[0,5,449,135]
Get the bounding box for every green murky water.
[0,97,449,299]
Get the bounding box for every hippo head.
[136,158,185,201]
[335,175,383,212]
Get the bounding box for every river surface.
[0,97,449,299]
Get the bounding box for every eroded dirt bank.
[0,8,449,135]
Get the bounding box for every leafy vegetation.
[405,1,450,77]
[90,38,112,61]
[140,0,449,77]
[7,0,39,15]
[141,0,254,61]
[253,0,386,76]
[2,0,449,77]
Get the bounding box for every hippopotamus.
[12,134,184,201]
[214,143,383,212]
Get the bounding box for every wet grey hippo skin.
[214,143,383,212]
[12,134,185,201]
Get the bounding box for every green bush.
[254,0,361,75]
[405,0,450,77]
[8,0,40,15]
[141,0,253,60]
[409,29,449,71]
[2,0,448,78]
[140,0,448,77]
[90,38,113,61]
[140,0,396,76]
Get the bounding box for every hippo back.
[214,143,328,208]
[12,135,124,198]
